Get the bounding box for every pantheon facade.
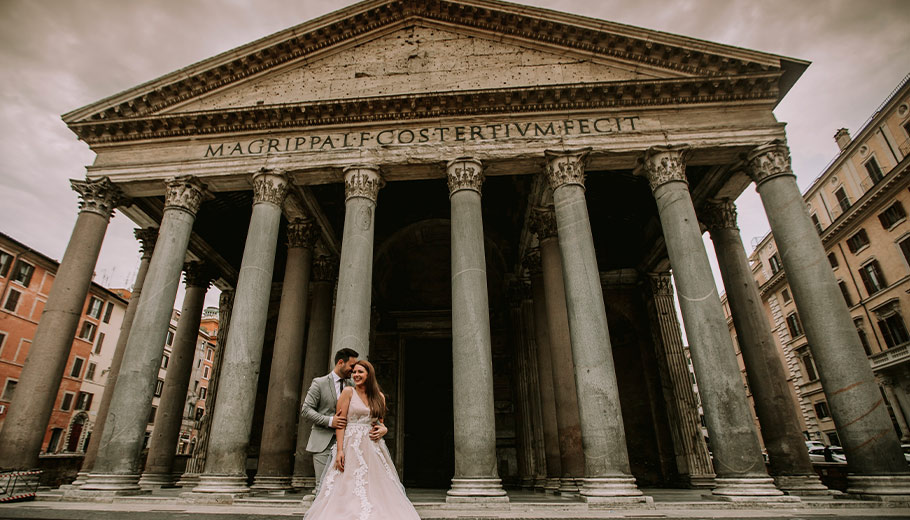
[1,0,908,504]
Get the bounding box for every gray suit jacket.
[301,372,352,453]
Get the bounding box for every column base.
[557,477,579,494]
[75,473,143,493]
[291,476,316,491]
[709,477,799,502]
[191,474,251,494]
[250,475,292,494]
[67,471,89,488]
[579,477,648,503]
[175,472,200,488]
[686,473,716,489]
[138,472,178,489]
[774,474,837,496]
[519,477,536,489]
[846,475,910,501]
[543,477,561,494]
[446,478,509,504]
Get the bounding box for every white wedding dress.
[304,390,420,520]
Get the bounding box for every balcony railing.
[870,342,910,371]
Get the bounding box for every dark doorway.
[402,336,454,488]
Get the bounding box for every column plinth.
[543,149,646,503]
[446,157,507,504]
[193,170,288,496]
[746,141,910,499]
[0,178,122,475]
[637,147,786,502]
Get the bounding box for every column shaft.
[254,220,316,491]
[194,171,287,494]
[519,297,548,489]
[746,142,910,496]
[881,382,910,442]
[0,178,120,471]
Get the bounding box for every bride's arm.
[334,387,353,471]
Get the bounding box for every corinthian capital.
[343,166,383,202]
[522,248,542,276]
[134,227,159,259]
[183,261,216,289]
[70,177,124,219]
[745,140,794,187]
[637,146,689,192]
[648,272,674,297]
[700,199,739,233]
[446,157,484,196]
[529,206,558,240]
[287,218,318,249]
[312,255,339,282]
[544,148,590,190]
[165,176,209,215]
[251,169,289,206]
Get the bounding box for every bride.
[304,360,420,520]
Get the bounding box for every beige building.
[726,73,910,447]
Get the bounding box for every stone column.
[702,200,829,496]
[529,206,585,494]
[446,157,507,503]
[645,274,715,488]
[878,375,910,442]
[77,177,207,495]
[178,289,234,487]
[73,227,157,487]
[508,279,538,489]
[139,262,214,488]
[329,166,382,360]
[891,379,910,443]
[519,295,548,491]
[638,147,788,501]
[253,219,317,492]
[0,177,122,474]
[292,256,338,490]
[193,170,289,495]
[746,141,910,498]
[543,149,645,503]
[523,250,563,494]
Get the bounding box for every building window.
[811,214,823,235]
[161,354,169,369]
[195,407,204,421]
[864,156,885,184]
[826,430,841,446]
[781,288,792,303]
[879,314,910,348]
[206,348,213,362]
[203,365,210,379]
[102,302,114,323]
[768,253,782,274]
[900,236,910,267]
[786,312,804,338]
[46,428,63,453]
[838,281,853,306]
[199,387,207,400]
[79,321,97,342]
[800,350,819,382]
[859,260,887,295]
[879,202,907,229]
[154,379,164,397]
[86,297,103,318]
[0,331,6,357]
[85,362,96,381]
[856,324,872,356]
[0,251,12,278]
[70,357,85,378]
[60,392,74,411]
[148,406,157,424]
[166,330,175,346]
[834,187,851,213]
[814,401,831,419]
[3,289,21,313]
[828,252,839,269]
[847,229,870,253]
[75,391,93,411]
[1,379,17,401]
[10,260,34,287]
[94,332,105,355]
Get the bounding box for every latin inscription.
[202,117,640,158]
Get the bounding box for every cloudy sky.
[1,0,908,311]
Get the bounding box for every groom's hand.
[369,423,388,441]
[334,416,347,429]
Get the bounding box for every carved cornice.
[648,272,674,297]
[529,206,558,240]
[165,176,209,215]
[134,227,159,259]
[67,74,782,144]
[446,157,484,195]
[183,261,216,289]
[252,169,289,206]
[745,139,794,187]
[70,177,124,219]
[312,255,339,282]
[343,166,384,202]
[287,218,318,248]
[522,248,542,276]
[637,146,689,192]
[700,199,738,233]
[544,148,590,190]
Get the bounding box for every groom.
[301,348,387,489]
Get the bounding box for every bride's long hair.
[355,360,386,419]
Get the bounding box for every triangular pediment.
[63,0,807,144]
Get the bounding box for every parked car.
[901,444,910,463]
[807,445,846,463]
[805,440,825,451]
